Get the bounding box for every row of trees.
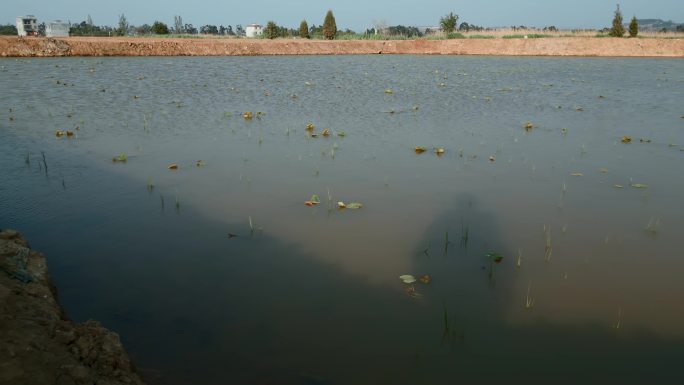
[265,10,337,39]
[610,5,639,37]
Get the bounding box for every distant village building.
[16,15,38,36]
[245,24,263,38]
[46,21,69,37]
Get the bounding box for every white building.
[46,21,69,37]
[245,24,263,38]
[16,15,38,36]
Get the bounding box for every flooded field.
[1,55,683,384]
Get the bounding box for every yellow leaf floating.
[571,172,583,177]
[384,89,393,94]
[414,147,427,154]
[621,136,632,143]
[322,128,330,136]
[196,160,206,167]
[243,111,253,120]
[405,286,421,298]
[337,202,346,209]
[419,275,431,284]
[524,122,534,130]
[168,163,178,170]
[305,123,315,131]
[435,148,445,156]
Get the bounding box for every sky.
[4,0,683,31]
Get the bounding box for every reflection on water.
[1,56,683,384]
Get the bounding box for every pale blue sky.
[5,1,683,31]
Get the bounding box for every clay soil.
[1,36,683,57]
[0,230,145,385]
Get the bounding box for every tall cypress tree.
[299,20,309,39]
[628,16,639,37]
[609,4,625,37]
[323,10,337,40]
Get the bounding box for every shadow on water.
[408,192,683,384]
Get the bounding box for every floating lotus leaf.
[399,275,416,284]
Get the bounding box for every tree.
[174,15,183,34]
[323,10,337,39]
[152,21,169,35]
[628,16,638,37]
[299,20,309,38]
[86,14,93,36]
[227,25,234,36]
[200,25,218,35]
[440,12,458,34]
[136,24,151,35]
[116,14,129,36]
[609,4,625,37]
[264,21,278,39]
[0,24,18,35]
[236,24,244,36]
[184,24,197,34]
[459,22,470,32]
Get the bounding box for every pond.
[1,55,683,384]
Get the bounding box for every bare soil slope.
[1,36,683,57]
[0,229,145,385]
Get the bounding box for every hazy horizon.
[4,0,683,31]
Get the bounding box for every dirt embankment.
[1,36,683,57]
[0,229,145,385]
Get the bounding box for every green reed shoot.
[461,221,469,248]
[525,281,534,309]
[249,216,254,236]
[613,307,622,329]
[544,226,552,262]
[41,152,48,174]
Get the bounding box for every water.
[1,56,683,384]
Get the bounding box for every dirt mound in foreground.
[1,36,683,57]
[0,229,145,385]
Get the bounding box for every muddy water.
[1,56,683,384]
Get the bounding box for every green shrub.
[440,12,458,34]
[151,21,169,35]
